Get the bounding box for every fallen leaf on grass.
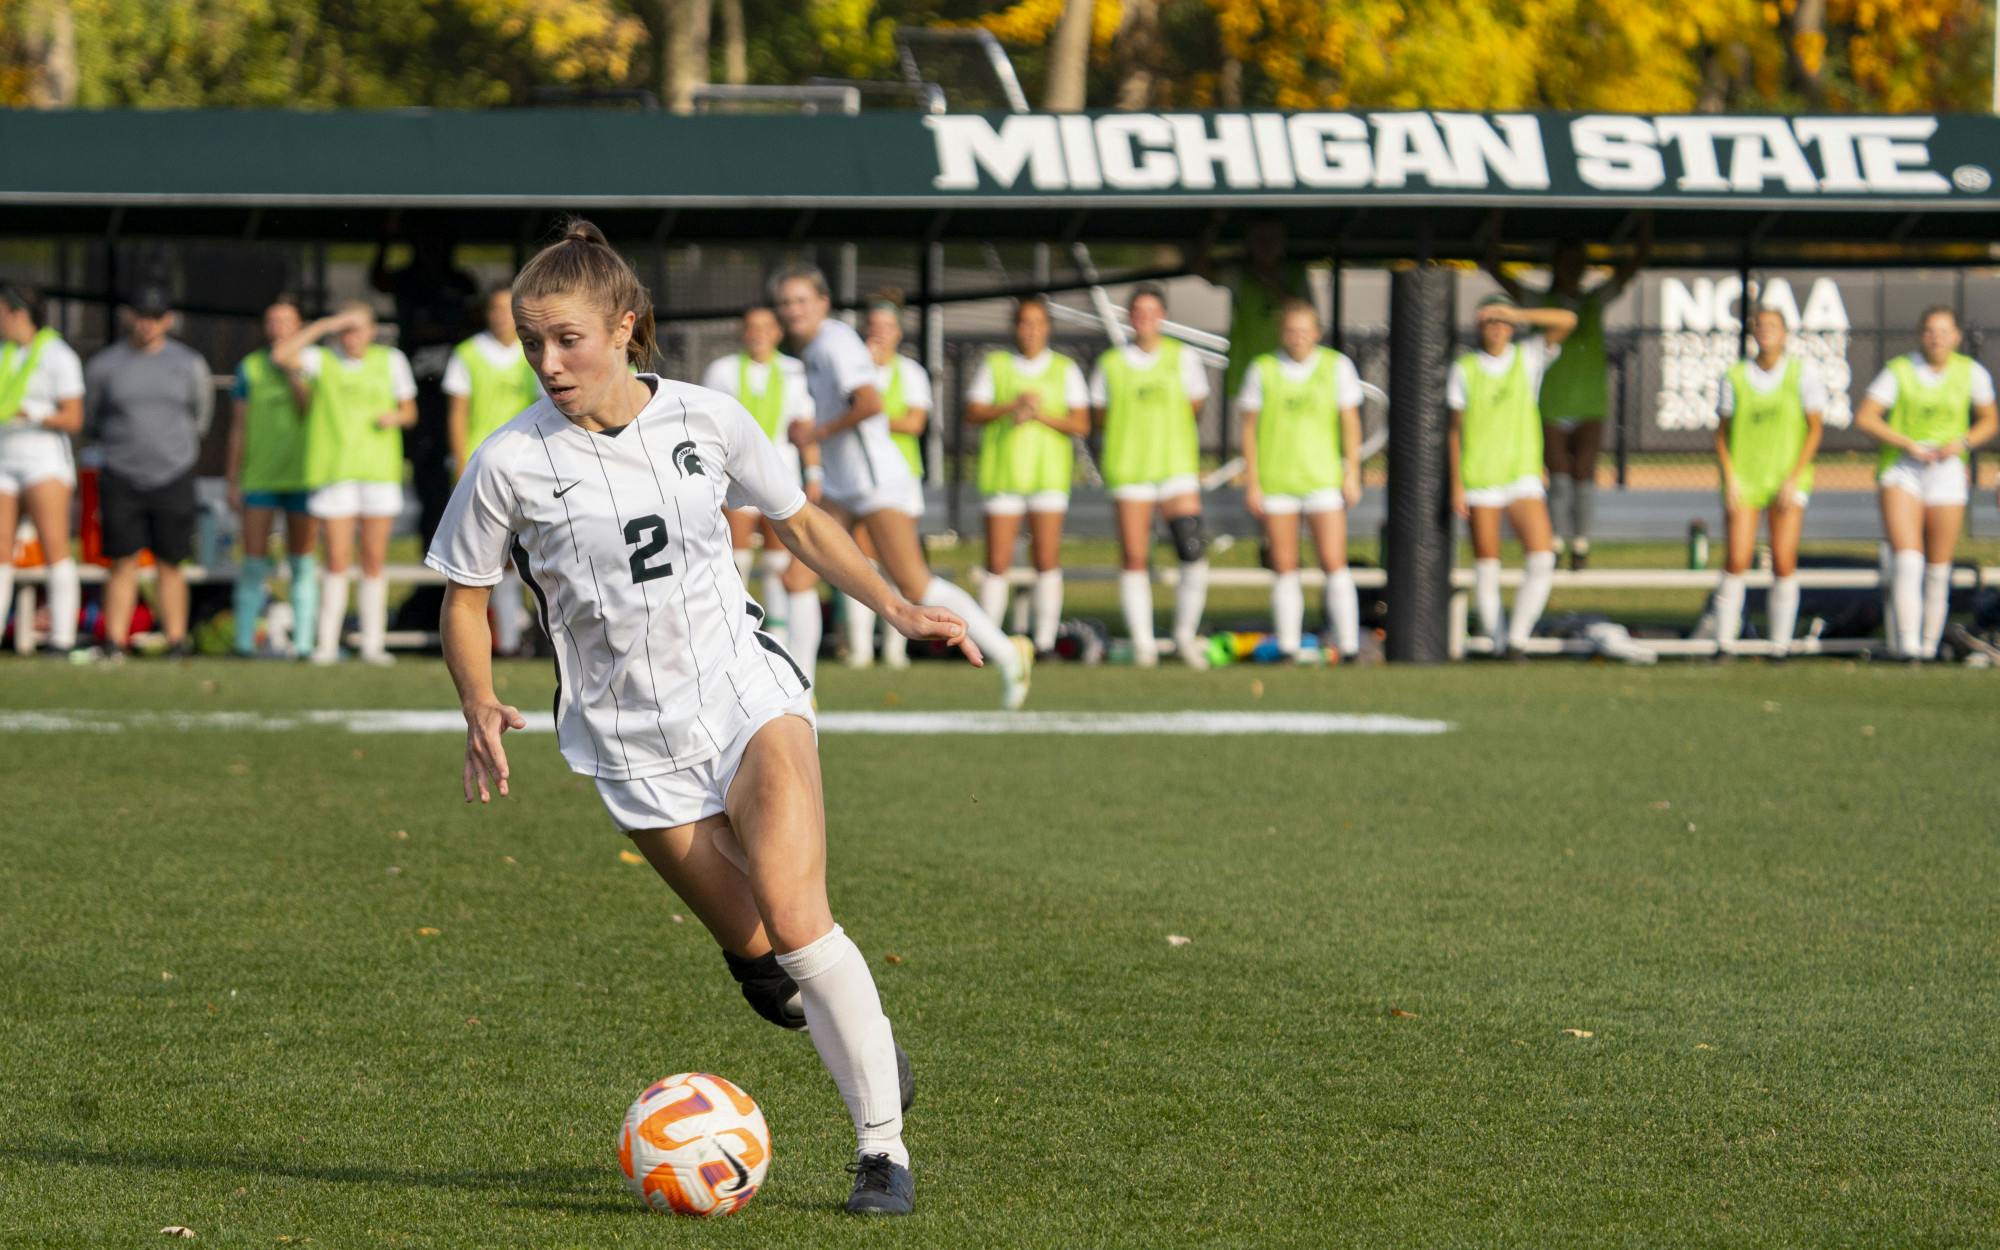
[389,830,408,840]
[1762,701,1782,713]
[501,856,517,866]
[1860,725,1876,737]
[199,680,219,695]
[1388,1007,1418,1019]
[227,763,250,776]
[1686,822,1698,833]
[160,971,174,982]
[885,953,903,965]
[466,1017,480,1027]
[669,913,684,924]
[1560,1028,1594,1038]
[884,691,901,706]
[617,849,645,865]
[351,749,366,760]
[1249,679,1264,698]
[385,866,401,877]
[417,927,441,937]
[160,1229,195,1240]
[1166,935,1192,947]
[1649,800,1672,810]
[1695,1043,1713,1050]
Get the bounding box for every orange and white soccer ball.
[617,1072,771,1217]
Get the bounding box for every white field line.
[0,709,1453,736]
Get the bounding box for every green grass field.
[3,658,1997,1247]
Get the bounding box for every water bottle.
[1687,520,1709,570]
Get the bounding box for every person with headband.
[430,219,971,1215]
[1237,298,1365,662]
[852,292,932,670]
[775,264,1032,706]
[964,295,1088,655]
[1853,306,1999,659]
[227,294,319,658]
[1712,306,1826,660]
[700,305,822,665]
[1089,284,1213,668]
[0,284,84,654]
[445,284,545,657]
[273,300,418,665]
[1448,293,1577,656]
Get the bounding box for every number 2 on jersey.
[624,514,675,584]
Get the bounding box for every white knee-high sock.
[492,568,526,654]
[0,565,14,643]
[316,569,350,661]
[787,590,821,687]
[1891,550,1924,657]
[843,596,876,667]
[1031,569,1063,653]
[775,925,907,1167]
[1507,551,1556,649]
[920,575,1018,680]
[46,558,78,650]
[1474,558,1506,646]
[733,548,754,584]
[977,568,1010,627]
[1768,575,1800,653]
[1714,573,1747,649]
[1922,563,1952,658]
[1172,558,1208,645]
[1271,570,1303,655]
[1119,569,1156,663]
[758,555,789,626]
[358,575,389,659]
[1327,568,1360,657]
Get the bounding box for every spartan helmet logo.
[672,439,706,478]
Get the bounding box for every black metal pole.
[1384,266,1455,663]
[1329,251,1344,354]
[921,242,951,532]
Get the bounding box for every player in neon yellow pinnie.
[1238,298,1364,662]
[1711,306,1825,659]
[1448,294,1576,657]
[965,296,1088,656]
[1853,306,2000,659]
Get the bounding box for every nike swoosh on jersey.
[553,479,581,498]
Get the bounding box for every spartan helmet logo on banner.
[672,440,707,478]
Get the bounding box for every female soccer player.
[965,296,1088,655]
[1237,298,1364,661]
[1448,294,1576,656]
[227,295,318,658]
[1089,285,1212,668]
[430,220,963,1214]
[0,284,84,653]
[1484,221,1650,568]
[1712,307,1825,659]
[445,285,545,656]
[699,306,823,666]
[272,301,418,665]
[776,265,1031,707]
[1853,306,2000,659]
[848,293,933,669]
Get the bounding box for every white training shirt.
[425,376,811,782]
[1234,349,1365,412]
[875,353,934,414]
[1446,338,1560,411]
[800,318,913,498]
[1717,355,1830,418]
[1862,353,1997,408]
[300,343,419,401]
[0,333,84,464]
[441,332,527,397]
[698,352,814,433]
[965,351,1089,408]
[1088,341,1212,409]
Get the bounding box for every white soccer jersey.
[800,318,913,501]
[425,376,811,782]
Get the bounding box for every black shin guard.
[1168,514,1207,563]
[722,949,807,1030]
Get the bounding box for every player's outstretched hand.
[889,603,984,667]
[463,700,529,804]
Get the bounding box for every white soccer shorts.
[1260,489,1344,516]
[1878,455,1969,507]
[982,490,1069,517]
[1108,474,1199,504]
[595,694,816,834]
[308,480,405,519]
[1464,475,1547,509]
[825,472,923,520]
[0,434,75,495]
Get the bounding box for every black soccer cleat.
[896,1040,915,1112]
[844,1153,914,1216]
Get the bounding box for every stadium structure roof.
[3,108,1998,266]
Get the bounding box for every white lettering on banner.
[1656,276,1854,432]
[927,113,1961,196]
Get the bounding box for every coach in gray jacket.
[84,286,215,657]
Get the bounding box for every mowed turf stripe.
[0,708,1452,735]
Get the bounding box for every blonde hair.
[513,217,657,369]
